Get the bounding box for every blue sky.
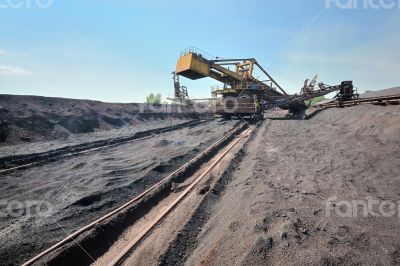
[0,0,399,102]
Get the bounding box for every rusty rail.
[314,94,400,108]
[109,125,255,266]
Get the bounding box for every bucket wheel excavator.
[175,48,351,119]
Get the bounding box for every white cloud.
[0,65,31,76]
[0,49,28,57]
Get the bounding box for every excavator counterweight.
[176,53,210,80]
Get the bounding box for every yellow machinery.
[175,48,349,119]
[175,48,294,119]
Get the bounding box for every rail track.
[315,94,400,108]
[0,120,206,174]
[21,120,256,266]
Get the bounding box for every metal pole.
[253,60,288,95]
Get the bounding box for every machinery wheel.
[252,113,263,121]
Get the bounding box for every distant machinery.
[168,71,214,113]
[301,74,318,95]
[300,77,359,106]
[331,81,359,102]
[170,71,190,104]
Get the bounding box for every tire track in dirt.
[0,120,205,173]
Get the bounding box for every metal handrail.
[179,46,219,60]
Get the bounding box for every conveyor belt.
[262,84,343,110]
[314,94,400,108]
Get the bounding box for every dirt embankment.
[0,94,201,146]
[360,86,400,98]
[160,104,400,265]
[2,88,399,265]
